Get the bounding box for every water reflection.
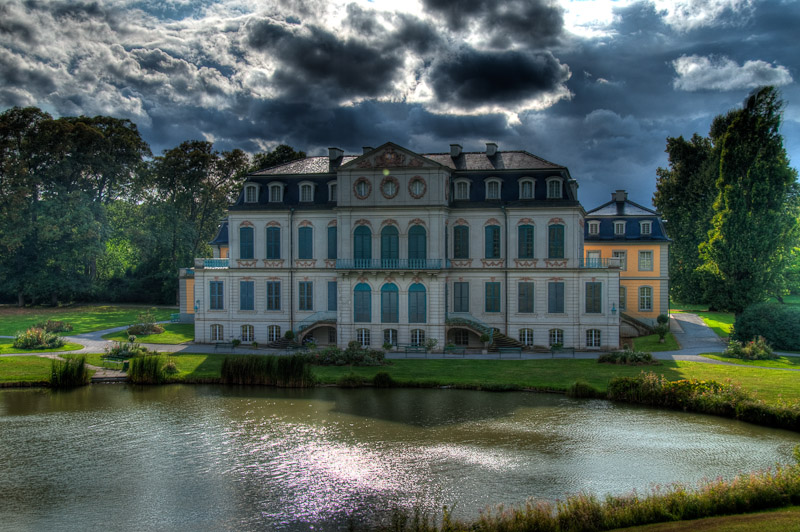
[0,385,796,531]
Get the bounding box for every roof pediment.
[339,142,445,171]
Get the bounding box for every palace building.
[180,142,629,351]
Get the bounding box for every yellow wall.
[619,279,661,318]
[184,277,195,314]
[220,246,229,258]
[584,243,663,278]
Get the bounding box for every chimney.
[328,147,344,161]
[362,146,373,154]
[486,142,498,157]
[613,190,628,202]
[450,144,462,157]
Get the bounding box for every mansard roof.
[210,220,229,245]
[584,193,669,242]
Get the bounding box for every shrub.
[724,336,777,360]
[656,313,670,325]
[284,330,295,340]
[598,349,658,366]
[128,355,166,384]
[373,371,395,388]
[733,302,800,350]
[303,342,386,366]
[13,327,64,349]
[49,356,89,388]
[126,308,164,336]
[337,373,365,388]
[104,339,150,359]
[34,320,73,333]
[654,323,670,343]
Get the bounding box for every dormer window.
[640,220,652,235]
[519,178,535,199]
[454,179,470,200]
[269,183,284,203]
[588,221,600,235]
[614,221,626,236]
[299,182,315,203]
[244,184,258,203]
[485,178,502,200]
[546,177,562,199]
[328,181,337,202]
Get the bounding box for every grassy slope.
[102,323,194,344]
[0,356,52,383]
[610,506,800,532]
[633,332,680,351]
[702,354,800,369]
[0,305,175,336]
[0,340,83,354]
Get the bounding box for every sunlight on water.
[0,386,796,531]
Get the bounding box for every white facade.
[190,143,621,351]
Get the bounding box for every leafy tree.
[250,144,306,172]
[699,87,800,314]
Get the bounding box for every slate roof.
[210,220,229,245]
[584,198,669,242]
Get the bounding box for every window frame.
[585,281,602,314]
[266,226,281,260]
[210,281,224,310]
[298,226,313,259]
[354,226,372,261]
[384,328,398,346]
[586,329,601,348]
[327,181,337,203]
[485,282,501,313]
[639,286,653,312]
[640,220,652,235]
[549,328,564,346]
[453,282,469,313]
[453,225,469,259]
[327,225,337,260]
[268,183,284,203]
[211,324,224,341]
[380,283,399,324]
[518,282,534,313]
[548,281,564,314]
[408,283,427,323]
[239,226,254,260]
[410,329,425,346]
[266,281,281,311]
[298,281,313,312]
[518,224,534,259]
[619,285,626,311]
[548,224,565,259]
[519,328,534,347]
[614,221,626,236]
[454,179,470,200]
[356,328,371,347]
[546,177,562,199]
[454,330,469,346]
[587,220,600,235]
[327,281,337,312]
[485,225,501,259]
[268,325,281,342]
[354,283,371,323]
[241,324,254,343]
[239,280,255,311]
[485,177,501,200]
[639,250,654,271]
[518,177,535,200]
[299,182,315,203]
[244,184,258,203]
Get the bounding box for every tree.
[699,86,800,314]
[653,134,718,303]
[250,144,306,172]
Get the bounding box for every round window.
[353,177,371,199]
[408,176,426,199]
[381,176,399,199]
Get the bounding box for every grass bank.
[101,323,194,344]
[0,339,83,354]
[633,332,680,352]
[0,304,176,336]
[702,354,800,369]
[0,356,53,385]
[610,506,800,531]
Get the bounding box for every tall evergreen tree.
[700,86,800,314]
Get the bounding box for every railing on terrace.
[445,312,494,343]
[199,258,229,269]
[294,311,337,334]
[579,257,621,269]
[336,258,442,270]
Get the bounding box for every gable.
[339,142,444,171]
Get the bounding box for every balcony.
[579,257,621,269]
[336,258,442,270]
[195,258,230,269]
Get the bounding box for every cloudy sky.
[1,0,798,207]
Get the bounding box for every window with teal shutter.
[485,282,500,312]
[518,225,534,258]
[548,282,564,313]
[408,225,426,265]
[298,227,312,259]
[327,281,337,311]
[381,283,398,323]
[266,227,280,259]
[381,226,399,266]
[239,227,254,259]
[354,226,371,262]
[485,225,500,258]
[327,226,337,259]
[266,281,280,310]
[453,226,469,258]
[210,281,224,310]
[518,282,534,313]
[240,281,254,310]
[585,282,602,313]
[298,281,313,311]
[408,283,426,323]
[354,283,371,322]
[453,282,469,312]
[548,224,564,259]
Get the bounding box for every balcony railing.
[579,258,621,269]
[203,258,229,269]
[336,258,442,270]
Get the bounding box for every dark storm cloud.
[387,13,442,55]
[245,19,404,102]
[0,7,36,45]
[0,50,57,96]
[422,0,564,48]
[429,49,570,106]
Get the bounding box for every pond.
[0,385,796,531]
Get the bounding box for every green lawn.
[701,353,800,369]
[0,305,176,336]
[0,339,84,354]
[695,311,735,338]
[0,356,52,383]
[102,323,194,344]
[63,353,125,369]
[611,506,800,532]
[633,332,680,351]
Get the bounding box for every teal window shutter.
[239,227,254,259]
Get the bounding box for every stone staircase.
[488,330,525,352]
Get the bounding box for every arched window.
[519,178,535,199]
[518,224,534,259]
[239,226,254,259]
[300,183,313,202]
[453,225,469,259]
[547,178,562,199]
[408,283,426,323]
[244,185,258,203]
[410,329,425,346]
[269,184,283,202]
[381,283,398,323]
[381,225,399,266]
[519,328,534,346]
[549,328,563,346]
[384,329,398,346]
[548,224,565,259]
[454,180,469,200]
[268,325,281,342]
[211,324,223,342]
[354,226,372,264]
[408,225,427,265]
[354,283,371,323]
[485,178,501,200]
[356,328,370,347]
[241,325,254,343]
